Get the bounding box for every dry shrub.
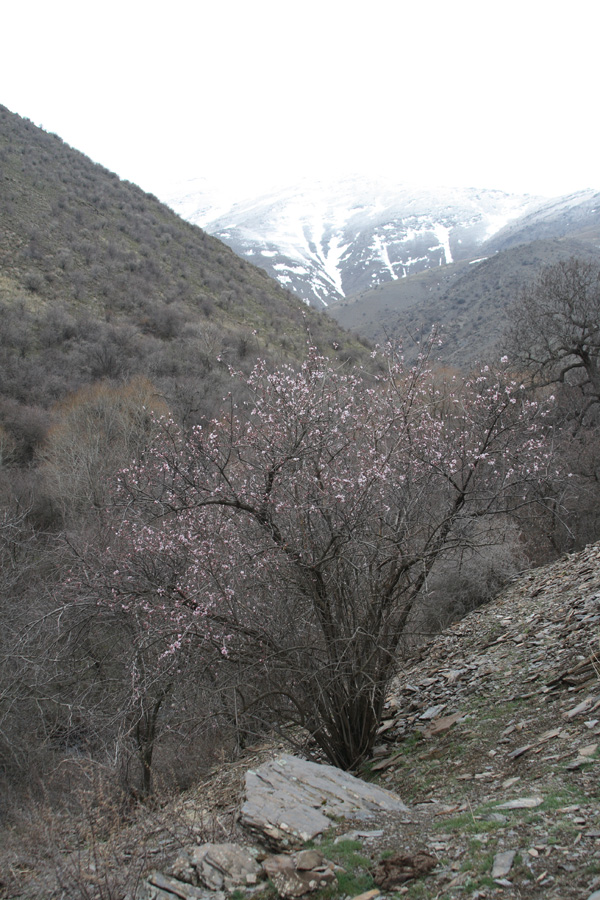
[40,376,168,523]
[405,522,525,651]
[0,756,237,900]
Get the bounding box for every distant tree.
[93,342,552,770]
[504,258,600,554]
[41,377,167,522]
[0,399,50,465]
[506,258,600,417]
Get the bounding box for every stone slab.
[240,754,408,846]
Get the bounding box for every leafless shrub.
[407,521,526,646]
[0,756,238,900]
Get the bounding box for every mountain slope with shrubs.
[331,237,600,365]
[0,105,367,451]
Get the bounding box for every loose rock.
[491,850,516,879]
[497,796,543,809]
[192,844,262,891]
[142,871,224,900]
[372,852,436,889]
[263,851,336,898]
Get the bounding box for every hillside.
[3,542,600,899]
[0,106,366,426]
[330,237,600,366]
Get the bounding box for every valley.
[2,105,600,900]
[167,176,600,365]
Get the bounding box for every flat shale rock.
[240,754,408,846]
[141,871,224,900]
[491,849,516,879]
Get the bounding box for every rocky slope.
[372,540,600,897]
[5,542,600,899]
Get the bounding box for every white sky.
[2,0,599,200]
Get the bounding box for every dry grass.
[0,754,241,900]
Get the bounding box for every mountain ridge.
[164,176,548,306]
[165,178,600,349]
[330,236,600,366]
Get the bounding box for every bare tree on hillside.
[507,257,600,418]
[504,258,600,553]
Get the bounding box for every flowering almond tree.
[101,344,551,770]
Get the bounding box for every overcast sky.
[3,0,599,201]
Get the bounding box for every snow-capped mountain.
[165,175,540,306]
[483,188,600,253]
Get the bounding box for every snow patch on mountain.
[433,224,453,264]
[372,234,399,281]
